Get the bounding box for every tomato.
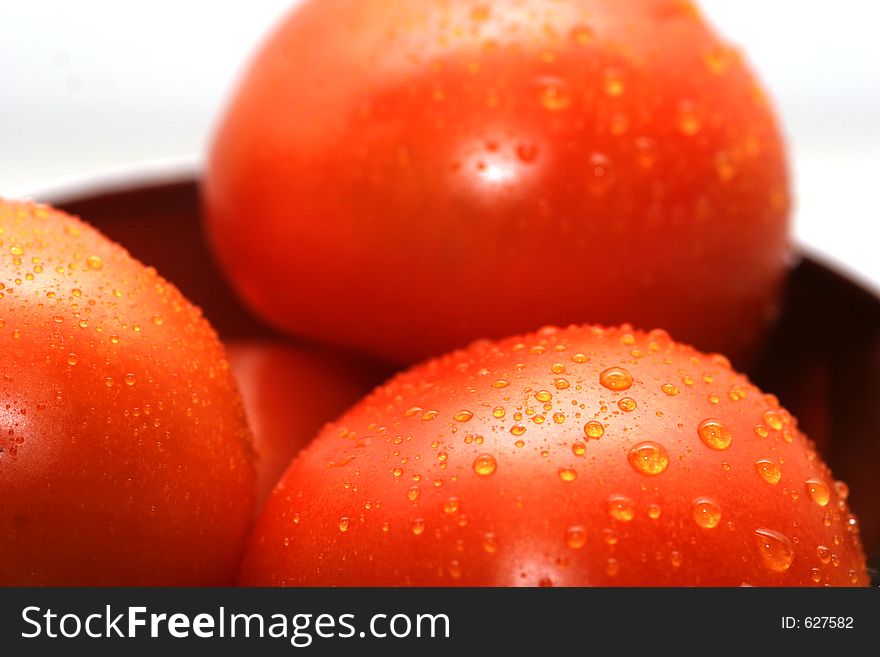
[0,200,256,586]
[226,339,388,508]
[205,0,790,366]
[240,324,867,586]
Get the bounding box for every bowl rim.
[12,156,200,207]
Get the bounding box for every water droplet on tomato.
[473,454,497,476]
[603,66,624,95]
[570,24,594,46]
[676,101,701,136]
[471,5,490,22]
[566,526,587,549]
[516,142,539,164]
[692,496,722,528]
[609,112,629,136]
[754,528,794,572]
[752,458,780,485]
[558,467,577,482]
[805,477,830,507]
[698,418,732,450]
[634,137,656,168]
[538,78,571,111]
[763,410,783,431]
[609,494,635,522]
[587,152,615,195]
[714,151,736,182]
[728,385,747,401]
[599,367,633,391]
[617,397,637,412]
[584,421,604,439]
[628,441,669,475]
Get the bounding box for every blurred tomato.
[206,0,790,365]
[227,340,387,507]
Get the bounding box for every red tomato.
[0,200,256,585]
[240,324,867,586]
[226,340,387,508]
[205,0,790,366]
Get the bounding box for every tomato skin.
[240,325,866,587]
[206,0,790,366]
[0,200,256,586]
[226,340,388,508]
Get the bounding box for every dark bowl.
[45,175,880,580]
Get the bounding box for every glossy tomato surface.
[227,339,387,508]
[0,200,256,585]
[206,0,790,365]
[240,325,866,586]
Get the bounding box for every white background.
[1,0,878,291]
